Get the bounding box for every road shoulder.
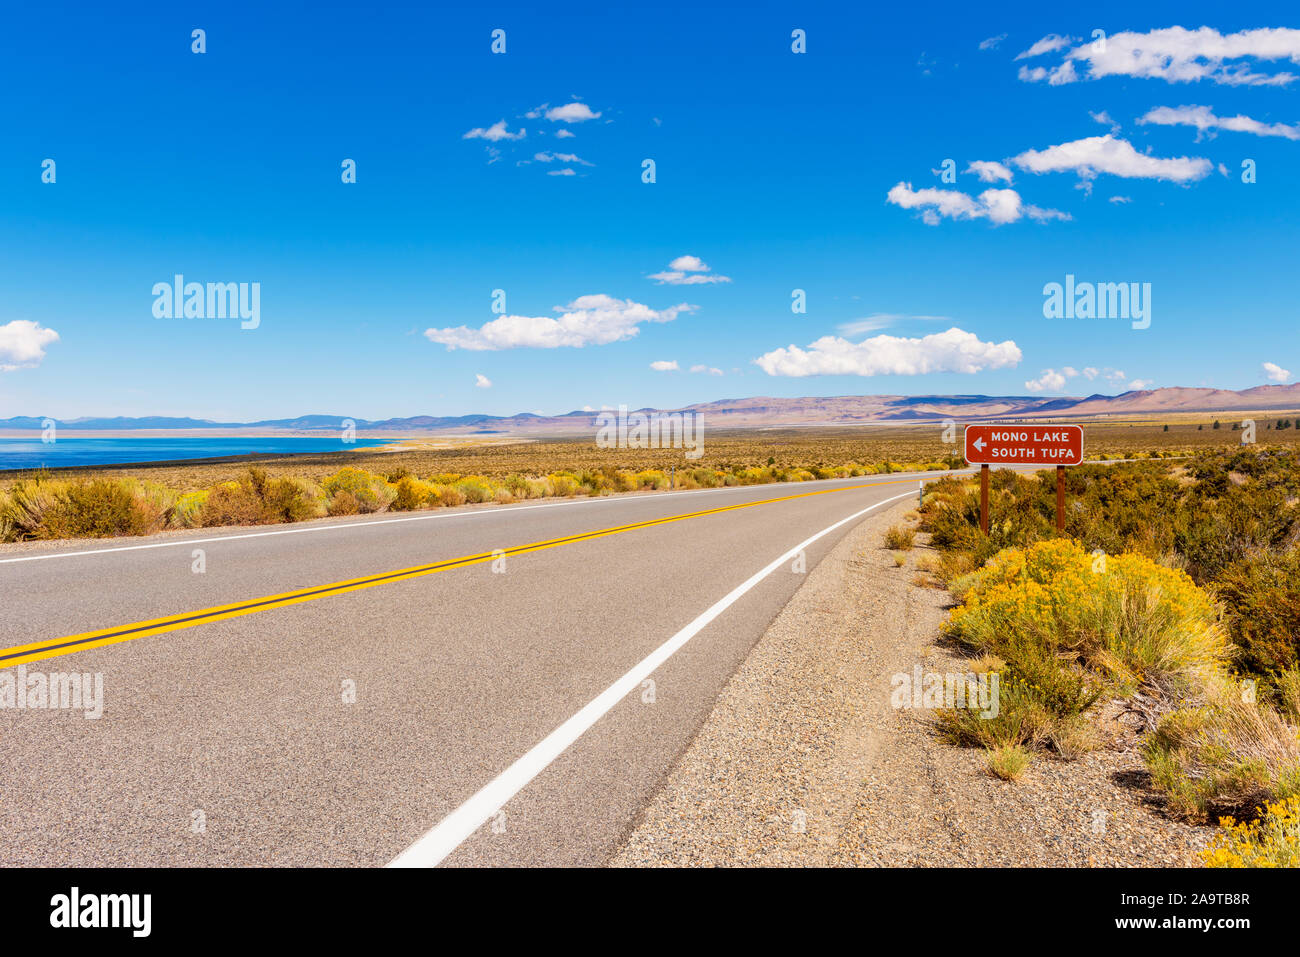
[611,500,1209,867]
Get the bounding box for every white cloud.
[1027,364,1150,392]
[1090,110,1121,132]
[1104,369,1152,390]
[689,364,724,376]
[886,183,1069,225]
[1138,104,1300,141]
[554,129,576,139]
[534,151,594,166]
[838,315,900,335]
[754,327,1021,377]
[1015,34,1076,60]
[546,102,601,123]
[1017,61,1078,85]
[462,120,526,142]
[1026,206,1073,222]
[1019,27,1300,87]
[474,373,492,388]
[650,360,679,372]
[979,34,1007,51]
[425,294,693,351]
[1012,134,1211,183]
[0,320,59,371]
[965,160,1014,183]
[837,314,951,335]
[1025,368,1070,392]
[1263,361,1291,383]
[1108,195,1132,204]
[547,169,576,176]
[648,255,732,285]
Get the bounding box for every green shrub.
[939,671,1052,750]
[322,467,394,514]
[454,476,494,504]
[1216,550,1300,675]
[503,474,532,498]
[170,490,209,528]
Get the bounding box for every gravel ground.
[611,503,1210,867]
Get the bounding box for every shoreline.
[0,430,528,439]
[0,435,539,475]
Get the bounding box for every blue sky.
[1,1,1297,420]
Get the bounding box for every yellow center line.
[1,478,915,669]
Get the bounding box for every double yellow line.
[1,478,912,669]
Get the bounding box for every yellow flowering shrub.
[1203,797,1300,867]
[946,539,1228,694]
[171,490,210,527]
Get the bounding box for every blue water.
[0,437,390,470]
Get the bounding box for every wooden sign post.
[980,464,990,534]
[1056,465,1065,532]
[964,424,1084,535]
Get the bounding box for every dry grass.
[883,524,916,550]
[1048,715,1100,761]
[987,745,1031,781]
[1145,675,1300,821]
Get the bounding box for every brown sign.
[964,424,1083,466]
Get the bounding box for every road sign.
[964,424,1083,467]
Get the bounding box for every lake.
[0,436,391,471]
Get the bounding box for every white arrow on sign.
[973,437,986,452]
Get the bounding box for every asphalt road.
[0,471,944,867]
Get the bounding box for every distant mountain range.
[5,384,1300,433]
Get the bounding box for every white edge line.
[386,487,916,868]
[0,472,958,565]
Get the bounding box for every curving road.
[0,471,957,867]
